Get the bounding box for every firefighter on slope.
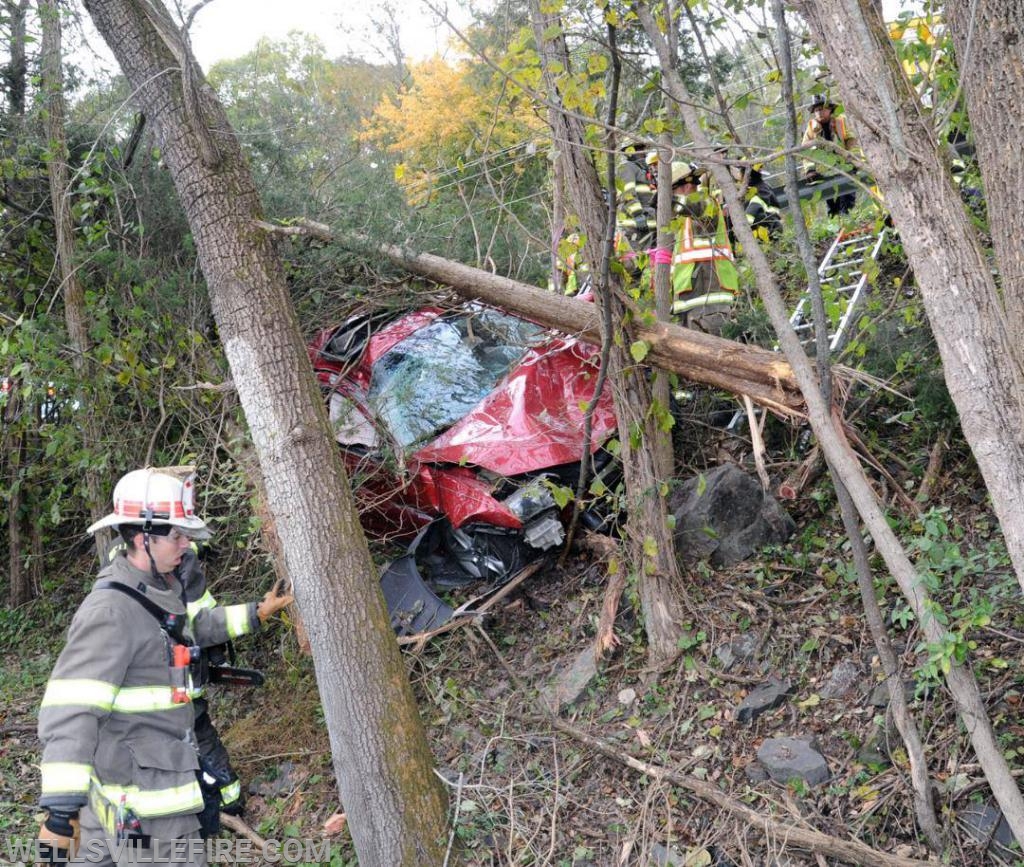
[615,140,658,246]
[669,161,739,336]
[36,467,293,865]
[102,532,250,819]
[731,163,782,244]
[801,95,859,216]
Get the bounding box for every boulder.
[756,736,830,787]
[959,802,1016,860]
[736,679,792,724]
[820,658,862,699]
[670,465,796,568]
[714,632,761,670]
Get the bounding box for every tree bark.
[3,0,31,607]
[637,0,1024,846]
[39,0,108,560]
[80,1,449,862]
[3,0,29,116]
[794,0,1024,598]
[532,1,688,661]
[770,0,941,849]
[4,392,30,607]
[651,124,676,478]
[945,2,1024,337]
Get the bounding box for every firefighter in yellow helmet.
[36,467,293,865]
[669,161,739,335]
[801,95,859,216]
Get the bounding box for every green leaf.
[548,482,572,509]
[630,340,650,362]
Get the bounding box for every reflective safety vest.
[671,208,739,315]
[104,544,258,699]
[38,556,211,838]
[801,114,857,175]
[745,191,782,243]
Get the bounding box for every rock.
[745,762,770,784]
[650,842,718,866]
[821,658,862,699]
[249,760,302,798]
[670,465,796,569]
[714,633,760,671]
[869,679,917,707]
[618,687,637,706]
[856,732,890,767]
[756,737,830,787]
[649,842,686,867]
[541,647,598,712]
[959,802,1016,858]
[736,680,791,724]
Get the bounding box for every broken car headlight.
[503,481,557,523]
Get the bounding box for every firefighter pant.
[673,264,733,336]
[193,697,244,815]
[71,806,208,866]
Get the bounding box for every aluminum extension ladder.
[788,224,888,355]
[726,224,887,432]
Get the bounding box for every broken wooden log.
[378,242,805,419]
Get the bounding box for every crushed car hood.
[413,336,617,476]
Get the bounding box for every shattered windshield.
[368,308,545,450]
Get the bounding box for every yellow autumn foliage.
[363,56,543,203]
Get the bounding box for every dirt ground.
[3,440,1024,866]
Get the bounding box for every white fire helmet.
[86,466,212,539]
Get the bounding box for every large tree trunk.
[945,2,1024,336]
[794,0,1024,597]
[3,0,31,606]
[4,393,30,607]
[80,1,448,862]
[39,0,108,559]
[530,1,688,662]
[770,2,942,849]
[3,0,29,115]
[637,0,1024,845]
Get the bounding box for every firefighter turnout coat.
[671,193,739,318]
[38,554,232,839]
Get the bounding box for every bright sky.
[73,0,923,79]
[185,0,472,68]
[75,0,474,81]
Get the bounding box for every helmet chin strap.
[141,508,167,588]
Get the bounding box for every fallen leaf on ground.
[323,812,347,836]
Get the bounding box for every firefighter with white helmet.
[36,467,293,865]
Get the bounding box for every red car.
[308,302,618,632]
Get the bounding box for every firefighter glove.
[38,808,80,863]
[257,577,294,622]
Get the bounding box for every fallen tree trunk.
[377,242,805,419]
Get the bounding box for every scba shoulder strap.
[94,579,188,644]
